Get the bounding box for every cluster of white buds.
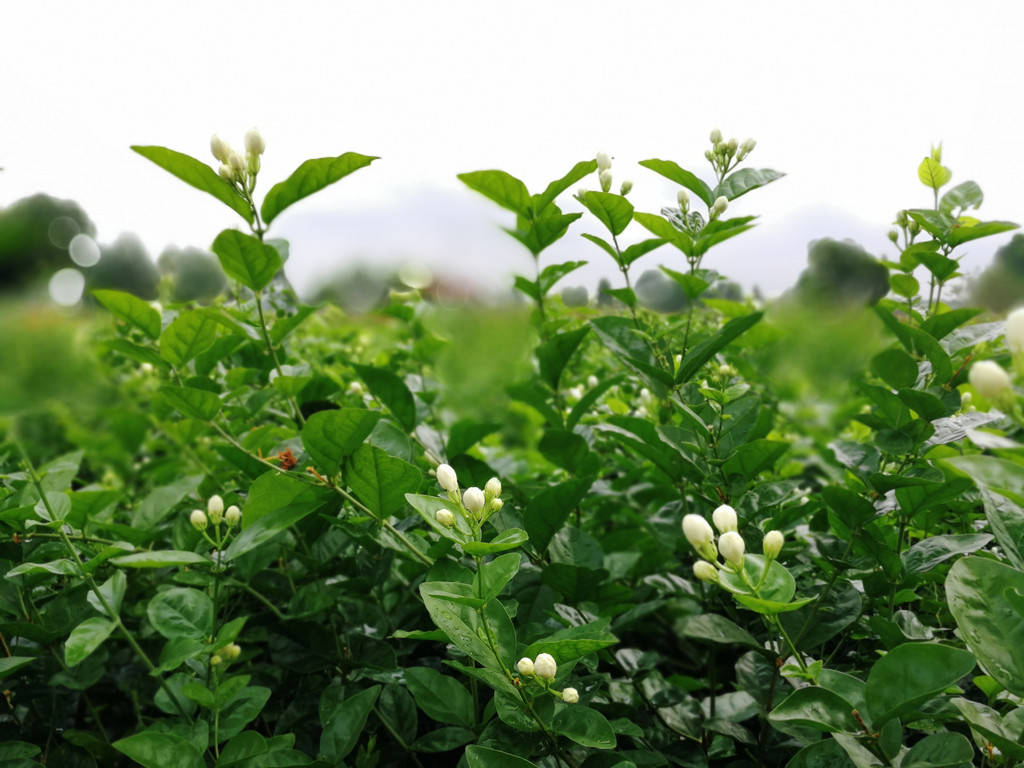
[516,653,577,700]
[210,642,241,667]
[717,362,737,379]
[433,464,503,526]
[212,128,264,192]
[706,128,755,176]
[710,195,729,220]
[190,495,242,541]
[684,505,786,582]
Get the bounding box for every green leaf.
[508,213,582,256]
[676,613,759,648]
[902,732,975,768]
[457,169,531,217]
[419,580,516,668]
[537,260,587,296]
[632,212,694,256]
[620,237,667,266]
[409,727,475,753]
[676,311,763,383]
[218,686,271,741]
[210,229,283,291]
[889,273,920,299]
[901,534,992,575]
[943,456,1024,568]
[786,740,858,768]
[567,374,626,429]
[590,316,673,392]
[522,620,618,664]
[638,159,714,206]
[345,443,422,518]
[465,745,539,768]
[535,159,598,212]
[0,656,34,680]
[918,156,952,190]
[714,168,786,201]
[111,550,212,568]
[405,667,475,728]
[113,730,206,768]
[147,587,214,641]
[579,191,634,236]
[946,556,1024,696]
[864,642,976,726]
[320,685,380,761]
[947,219,1018,246]
[158,385,221,420]
[447,420,501,457]
[301,408,382,473]
[874,307,953,383]
[475,552,521,603]
[64,617,115,667]
[92,289,161,339]
[580,232,618,262]
[462,529,529,556]
[537,327,589,390]
[769,687,859,732]
[721,439,788,481]
[870,348,918,389]
[261,152,377,224]
[131,145,253,224]
[660,265,710,299]
[87,570,127,617]
[406,493,473,544]
[523,479,589,553]
[552,705,616,749]
[224,480,335,561]
[940,180,983,214]
[160,309,219,367]
[353,363,417,432]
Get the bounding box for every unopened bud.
[436,464,458,492]
[245,128,265,156]
[888,229,899,244]
[682,514,714,551]
[599,169,613,192]
[726,138,738,154]
[463,487,485,514]
[210,135,231,164]
[960,391,972,408]
[224,505,241,526]
[763,530,784,560]
[677,189,690,210]
[435,508,455,527]
[712,504,738,533]
[485,477,502,499]
[190,509,208,531]
[247,153,260,176]
[968,360,1012,402]
[517,657,534,676]
[709,128,722,144]
[587,374,599,388]
[490,498,504,512]
[693,560,718,583]
[596,152,611,171]
[718,531,746,569]
[711,196,728,219]
[223,643,241,660]
[619,180,633,195]
[210,654,222,666]
[908,220,921,236]
[534,653,557,680]
[562,687,579,704]
[228,151,246,177]
[740,138,756,155]
[207,495,224,523]
[219,164,234,181]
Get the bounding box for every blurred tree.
[84,233,160,299]
[793,237,889,306]
[157,245,226,303]
[972,234,1024,313]
[0,194,95,290]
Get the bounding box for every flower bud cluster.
[516,653,578,703]
[433,464,503,528]
[683,506,786,581]
[189,495,242,547]
[706,128,756,181]
[211,128,265,191]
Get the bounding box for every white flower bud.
[490,498,504,512]
[224,505,242,526]
[140,362,154,374]
[190,509,207,531]
[718,363,732,377]
[741,138,756,155]
[711,504,738,533]
[587,374,599,388]
[517,657,534,676]
[228,151,246,177]
[619,180,633,195]
[677,189,690,209]
[711,195,729,219]
[682,514,714,551]
[207,494,224,521]
[210,134,231,164]
[347,380,365,396]
[887,229,899,244]
[562,687,579,704]
[599,169,613,192]
[763,530,784,559]
[1006,307,1024,355]
[485,477,502,499]
[210,654,222,666]
[218,163,235,181]
[726,138,739,154]
[960,391,972,409]
[245,128,265,156]
[968,360,1012,402]
[435,508,455,527]
[436,463,458,492]
[534,653,557,680]
[577,187,588,199]
[693,560,718,583]
[718,530,746,569]
[596,152,611,171]
[709,128,722,144]
[223,643,241,660]
[463,487,485,513]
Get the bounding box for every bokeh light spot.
[49,268,85,305]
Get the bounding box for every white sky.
[3,0,1023,296]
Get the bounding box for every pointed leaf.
[131,145,253,223]
[261,152,377,224]
[211,229,282,291]
[92,289,161,339]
